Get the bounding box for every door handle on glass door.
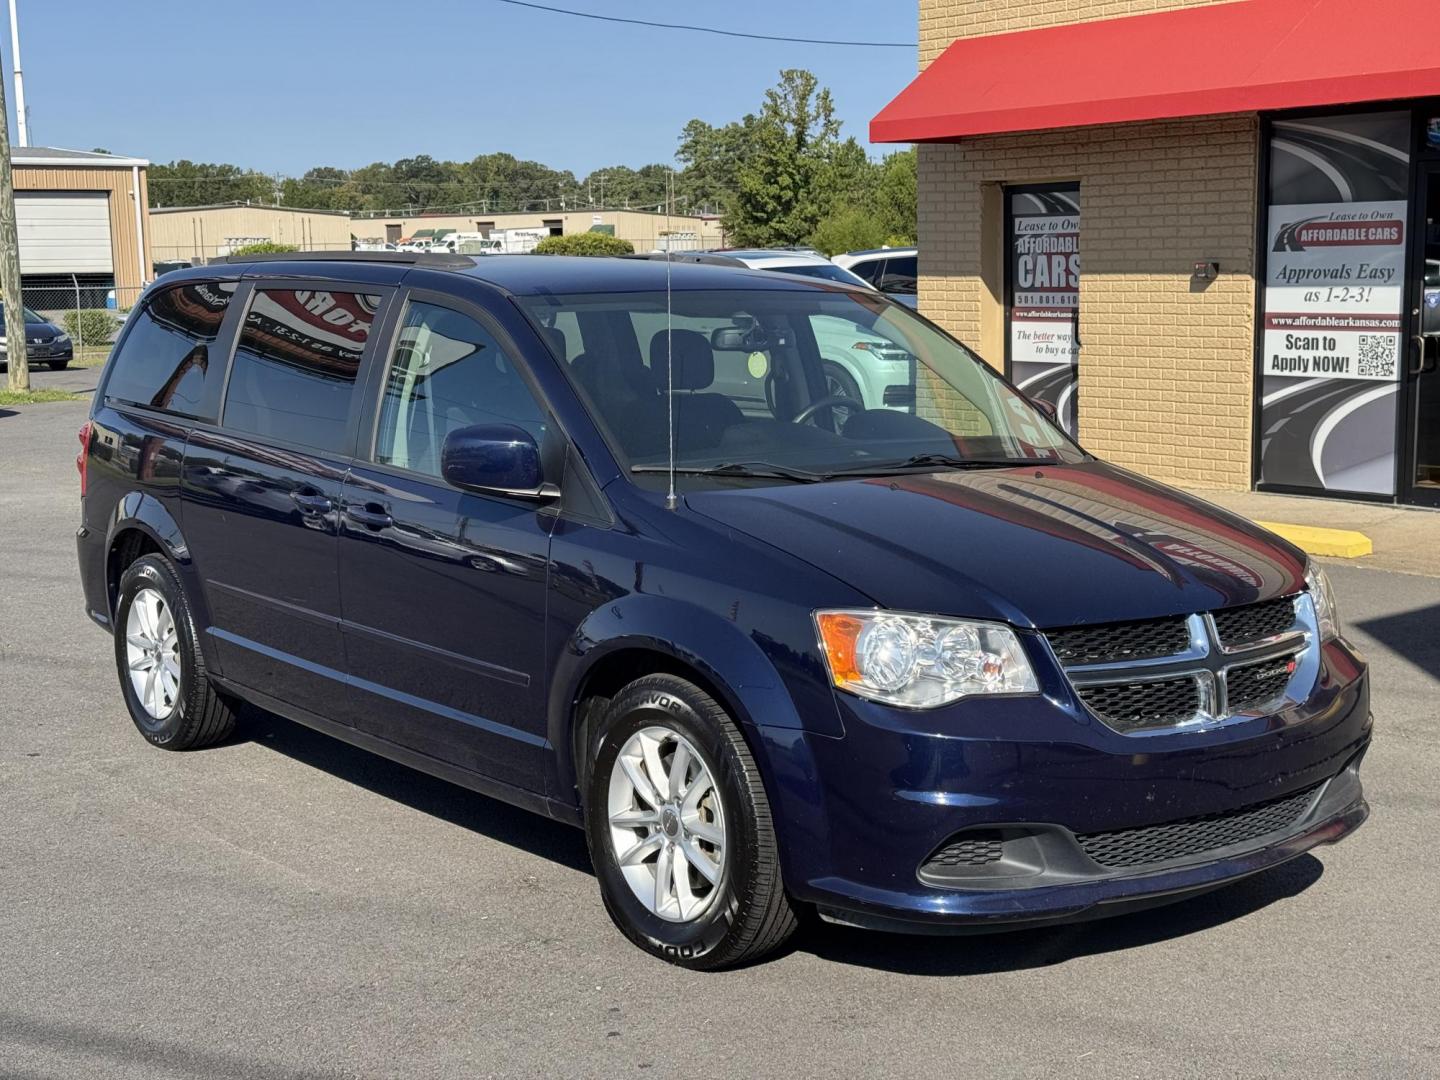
[345,503,393,530]
[1410,335,1427,376]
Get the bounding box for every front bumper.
[764,638,1371,932]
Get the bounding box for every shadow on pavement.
[238,705,593,875]
[792,854,1324,974]
[0,1010,338,1080]
[1354,603,1440,684]
[232,709,1326,977]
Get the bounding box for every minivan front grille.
[1076,784,1320,868]
[1213,596,1298,649]
[1226,653,1299,713]
[1047,594,1308,734]
[1046,616,1191,666]
[1077,676,1202,733]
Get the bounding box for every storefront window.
[1258,111,1410,496]
[1006,185,1080,436]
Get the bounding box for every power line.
[488,0,917,48]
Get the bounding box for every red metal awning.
[872,0,1440,143]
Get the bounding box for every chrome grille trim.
[1046,594,1315,735]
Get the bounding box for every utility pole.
[7,0,27,147]
[1,42,30,391]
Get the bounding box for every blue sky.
[1,0,917,175]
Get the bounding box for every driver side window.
[374,301,547,478]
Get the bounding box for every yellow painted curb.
[1253,521,1373,559]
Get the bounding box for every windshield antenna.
[664,166,678,510]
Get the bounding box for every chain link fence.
[6,280,145,370]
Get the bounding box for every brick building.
[875,0,1440,508]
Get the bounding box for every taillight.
[77,421,92,496]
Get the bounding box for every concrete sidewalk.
[1183,487,1437,577]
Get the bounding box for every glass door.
[1405,167,1440,505]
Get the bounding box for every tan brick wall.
[920,0,1239,64]
[919,115,1259,490]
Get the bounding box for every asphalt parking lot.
[2,395,1438,1079]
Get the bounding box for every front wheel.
[48,359,70,370]
[585,674,797,969]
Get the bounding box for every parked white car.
[832,247,918,308]
[667,250,915,415]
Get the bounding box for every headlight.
[55,333,71,345]
[1305,562,1340,641]
[814,610,1038,708]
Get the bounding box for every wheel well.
[106,529,163,616]
[569,647,739,799]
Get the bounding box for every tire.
[113,554,236,750]
[48,359,70,371]
[821,360,864,407]
[585,674,797,969]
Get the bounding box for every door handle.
[291,491,332,515]
[345,503,393,530]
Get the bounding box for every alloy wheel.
[607,726,727,922]
[125,587,181,722]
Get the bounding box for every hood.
[685,461,1306,628]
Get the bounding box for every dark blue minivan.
[76,252,1370,968]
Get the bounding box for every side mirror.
[1030,398,1059,423]
[440,423,558,499]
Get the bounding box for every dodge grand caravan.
[76,252,1370,969]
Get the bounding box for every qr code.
[1357,334,1397,378]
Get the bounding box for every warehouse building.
[875,0,1440,507]
[350,208,725,252]
[12,147,150,307]
[149,203,355,265]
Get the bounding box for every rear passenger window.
[878,256,918,294]
[104,281,234,417]
[374,301,547,477]
[222,288,381,455]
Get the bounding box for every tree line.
[146,70,915,255]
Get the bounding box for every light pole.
[1,40,30,390]
[7,0,27,147]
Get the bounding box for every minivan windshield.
[519,288,1086,485]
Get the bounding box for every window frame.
[356,287,569,492]
[215,278,400,461]
[98,277,248,423]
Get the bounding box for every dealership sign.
[1008,187,1081,435]
[1257,112,1410,496]
[1262,199,1406,383]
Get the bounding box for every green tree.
[809,207,888,257]
[872,148,917,243]
[676,116,759,216]
[727,70,845,247]
[148,160,274,208]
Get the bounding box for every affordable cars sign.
[1258,113,1409,496]
[1008,187,1080,435]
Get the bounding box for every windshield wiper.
[823,453,1037,477]
[630,461,825,483]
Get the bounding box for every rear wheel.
[585,674,797,969]
[113,554,236,750]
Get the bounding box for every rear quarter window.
[104,281,236,418]
[221,287,382,455]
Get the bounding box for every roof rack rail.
[209,249,476,269]
[622,252,742,267]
